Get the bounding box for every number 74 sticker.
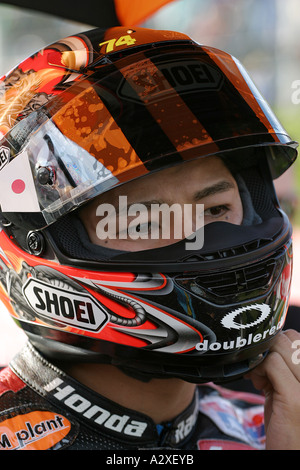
[99,34,136,53]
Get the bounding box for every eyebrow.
[193,180,235,201]
[114,180,236,214]
[115,199,164,216]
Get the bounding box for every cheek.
[230,194,244,225]
[79,208,98,243]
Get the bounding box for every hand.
[246,329,300,450]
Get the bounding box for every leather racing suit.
[0,342,265,450]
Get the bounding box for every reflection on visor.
[31,119,119,224]
[0,46,297,230]
[0,118,119,225]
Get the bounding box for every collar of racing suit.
[9,342,199,448]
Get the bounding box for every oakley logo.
[23,278,108,331]
[221,303,271,330]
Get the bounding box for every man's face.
[80,155,243,251]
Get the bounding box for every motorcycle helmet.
[0,26,297,383]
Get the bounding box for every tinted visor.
[0,45,297,229]
[51,45,297,176]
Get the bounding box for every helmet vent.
[181,237,272,262]
[194,260,277,297]
[175,256,282,303]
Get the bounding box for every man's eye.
[204,205,229,217]
[128,222,152,235]
[121,221,160,239]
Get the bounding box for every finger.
[269,330,300,382]
[250,348,300,401]
[284,328,300,343]
[246,329,300,393]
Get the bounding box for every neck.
[63,362,196,424]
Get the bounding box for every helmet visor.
[0,46,297,229]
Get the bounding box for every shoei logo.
[23,278,108,331]
[118,59,223,104]
[221,303,271,330]
[0,146,9,170]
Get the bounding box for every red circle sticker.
[11,179,25,194]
